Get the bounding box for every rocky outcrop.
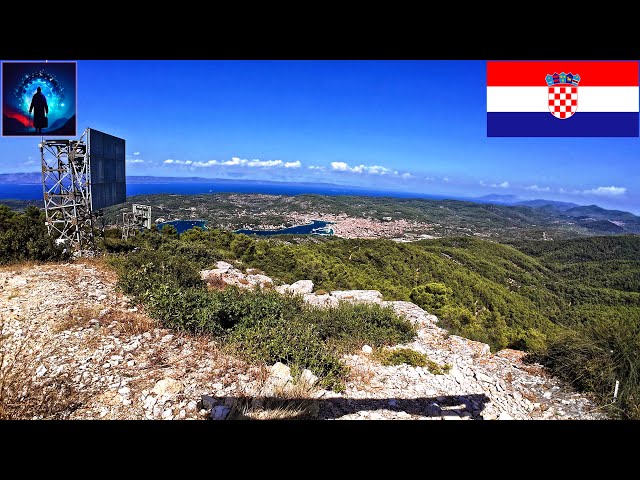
[0,262,604,420]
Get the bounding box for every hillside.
[0,260,602,420]
[102,193,640,240]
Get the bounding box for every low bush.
[538,315,640,419]
[375,347,451,374]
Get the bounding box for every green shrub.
[307,302,415,354]
[0,205,67,264]
[228,315,347,391]
[538,315,640,419]
[410,282,452,312]
[375,347,451,374]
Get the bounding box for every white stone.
[331,290,383,304]
[303,293,339,308]
[160,334,174,343]
[475,372,493,383]
[162,408,174,420]
[215,261,234,272]
[270,362,292,382]
[118,387,131,396]
[362,345,373,354]
[498,412,514,420]
[152,378,184,396]
[299,369,319,387]
[275,284,290,295]
[450,366,466,385]
[543,391,553,399]
[35,365,47,377]
[122,398,132,406]
[186,401,198,412]
[126,360,135,367]
[143,396,157,410]
[289,280,314,295]
[102,363,111,369]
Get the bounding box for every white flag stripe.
[487,86,639,112]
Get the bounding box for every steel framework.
[122,203,152,240]
[40,130,95,249]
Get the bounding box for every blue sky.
[1,60,639,213]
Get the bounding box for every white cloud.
[127,159,147,164]
[331,161,349,171]
[164,159,193,165]
[330,161,405,177]
[308,165,325,171]
[526,185,550,192]
[443,177,449,183]
[165,157,300,169]
[133,152,140,156]
[247,159,283,167]
[583,186,627,196]
[401,172,413,179]
[480,180,509,188]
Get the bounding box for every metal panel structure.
[40,127,128,251]
[122,203,152,239]
[88,128,126,211]
[40,132,93,247]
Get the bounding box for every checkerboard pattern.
[548,86,578,119]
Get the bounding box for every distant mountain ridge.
[1,172,637,228]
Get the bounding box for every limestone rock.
[362,345,373,355]
[152,378,184,396]
[215,261,234,272]
[303,293,339,308]
[331,290,383,304]
[289,280,314,294]
[299,369,319,387]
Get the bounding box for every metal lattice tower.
[122,204,152,240]
[40,130,94,249]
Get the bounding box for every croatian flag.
[487,61,639,137]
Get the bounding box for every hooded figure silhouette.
[29,86,48,134]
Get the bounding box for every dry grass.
[245,268,265,275]
[108,309,157,335]
[53,303,103,333]
[226,375,320,420]
[73,256,118,283]
[237,278,250,286]
[0,260,40,274]
[347,361,377,387]
[0,317,84,419]
[205,275,228,291]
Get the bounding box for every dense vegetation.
[100,226,640,417]
[0,205,67,264]
[107,233,415,391]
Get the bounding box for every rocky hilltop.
[0,260,604,420]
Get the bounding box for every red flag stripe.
[487,61,638,87]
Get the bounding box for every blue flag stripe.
[487,112,639,137]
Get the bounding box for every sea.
[0,182,461,202]
[236,220,332,236]
[157,219,208,234]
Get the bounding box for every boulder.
[152,378,184,396]
[289,280,314,295]
[331,290,383,304]
[215,261,234,272]
[303,293,339,308]
[299,369,319,387]
[361,345,373,355]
